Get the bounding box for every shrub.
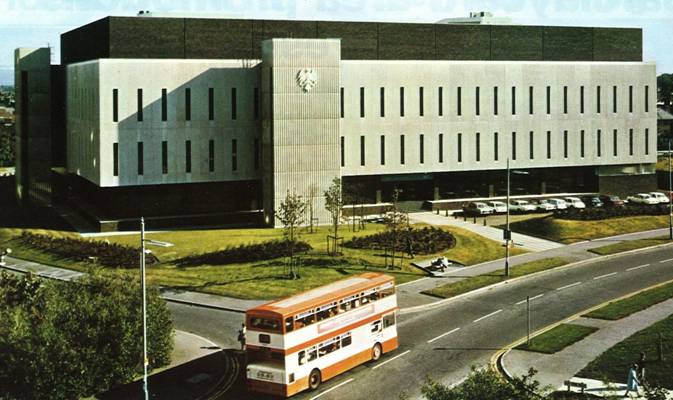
[18,232,158,268]
[177,239,312,266]
[555,204,670,221]
[343,227,456,254]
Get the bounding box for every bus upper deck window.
[285,317,294,332]
[251,317,281,332]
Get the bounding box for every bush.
[555,204,670,221]
[343,227,456,254]
[177,239,312,266]
[18,232,158,268]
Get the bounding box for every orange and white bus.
[245,272,399,397]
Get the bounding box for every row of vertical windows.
[111,87,257,122]
[112,138,260,177]
[338,128,650,167]
[339,85,651,118]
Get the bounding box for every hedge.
[555,204,670,221]
[177,240,312,266]
[342,227,456,254]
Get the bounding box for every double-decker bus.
[245,272,399,397]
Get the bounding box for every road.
[171,244,673,400]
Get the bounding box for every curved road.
[170,244,673,400]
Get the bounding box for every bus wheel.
[308,369,321,390]
[372,343,382,361]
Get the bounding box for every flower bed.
[342,227,455,254]
[177,240,312,266]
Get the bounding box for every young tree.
[306,183,318,234]
[0,271,173,400]
[276,190,308,278]
[383,189,408,269]
[324,177,344,255]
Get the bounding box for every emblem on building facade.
[296,68,318,93]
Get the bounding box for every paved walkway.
[503,298,673,398]
[409,212,564,252]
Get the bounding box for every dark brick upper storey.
[60,16,642,65]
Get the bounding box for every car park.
[547,198,568,210]
[463,202,495,215]
[534,199,556,211]
[649,192,669,204]
[509,200,537,213]
[581,196,603,208]
[487,201,507,213]
[564,197,586,209]
[599,195,625,207]
[626,193,659,205]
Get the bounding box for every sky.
[1,0,672,85]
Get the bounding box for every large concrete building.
[14,14,657,230]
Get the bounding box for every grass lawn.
[583,281,673,320]
[589,236,671,256]
[516,324,598,354]
[507,215,670,244]
[0,222,526,300]
[578,314,673,389]
[422,257,570,299]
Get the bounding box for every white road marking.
[309,378,354,400]
[627,264,650,271]
[371,350,411,370]
[593,272,618,280]
[556,281,582,291]
[660,258,673,264]
[473,309,502,323]
[516,294,544,305]
[427,328,461,344]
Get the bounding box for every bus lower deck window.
[383,313,396,328]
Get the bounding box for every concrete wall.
[261,39,341,227]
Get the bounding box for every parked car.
[547,198,568,210]
[627,193,659,205]
[599,195,625,207]
[487,201,507,213]
[581,196,603,208]
[564,197,586,209]
[534,199,556,211]
[649,192,669,204]
[463,202,495,215]
[509,200,537,213]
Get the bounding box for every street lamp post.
[669,140,672,240]
[139,217,173,400]
[505,159,511,277]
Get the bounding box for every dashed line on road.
[593,272,618,280]
[556,281,582,291]
[627,264,650,271]
[515,294,544,305]
[427,328,461,344]
[473,309,502,323]
[371,350,411,370]
[660,258,673,264]
[309,378,354,400]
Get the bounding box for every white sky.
[0,0,671,84]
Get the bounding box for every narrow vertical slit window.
[546,86,551,114]
[546,131,551,159]
[580,130,585,158]
[629,129,633,156]
[380,135,385,165]
[645,85,649,113]
[340,87,344,118]
[137,88,143,122]
[113,142,118,176]
[457,133,462,162]
[400,135,405,165]
[475,87,480,116]
[438,87,443,116]
[629,85,633,113]
[161,88,167,121]
[475,132,480,162]
[457,86,462,116]
[112,89,118,122]
[597,86,601,113]
[400,87,405,117]
[439,133,444,163]
[232,139,238,171]
[231,88,237,120]
[209,140,215,172]
[254,138,260,170]
[254,87,260,119]
[162,141,168,174]
[185,140,192,173]
[419,87,424,116]
[613,85,617,113]
[511,132,516,160]
[185,88,191,121]
[360,87,365,118]
[563,86,568,114]
[360,136,365,166]
[420,134,425,163]
[580,86,584,114]
[340,136,345,167]
[563,130,568,158]
[494,132,499,161]
[528,86,533,115]
[645,129,650,155]
[529,131,534,159]
[613,129,618,156]
[511,86,516,115]
[208,88,214,121]
[493,86,498,115]
[597,129,602,157]
[380,87,385,117]
[137,142,144,175]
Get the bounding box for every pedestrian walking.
[623,363,640,398]
[237,323,246,351]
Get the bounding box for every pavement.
[502,298,673,399]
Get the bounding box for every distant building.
[14,14,656,230]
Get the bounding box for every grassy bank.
[507,215,670,244]
[589,237,671,256]
[579,314,673,389]
[583,281,673,320]
[422,257,570,299]
[516,324,598,354]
